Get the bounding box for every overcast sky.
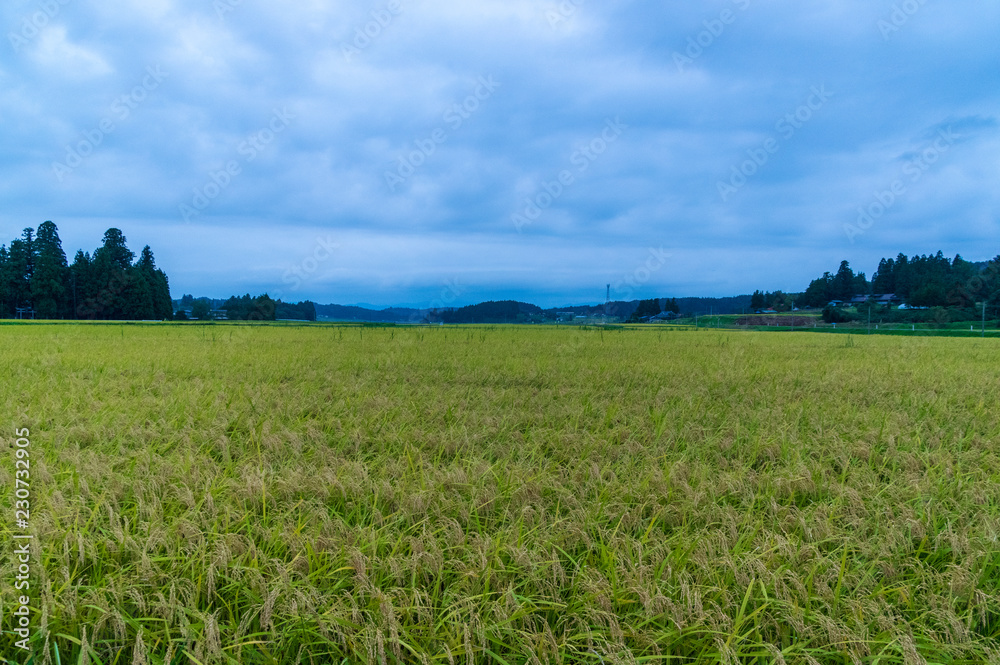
[1,1,997,308]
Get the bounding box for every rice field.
[2,323,1000,664]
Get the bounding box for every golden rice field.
[2,323,1000,664]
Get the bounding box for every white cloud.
[31,26,113,78]
[0,1,998,304]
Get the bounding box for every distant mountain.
[344,303,385,310]
[191,295,758,323]
[432,300,543,324]
[315,303,435,322]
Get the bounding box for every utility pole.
[983,300,987,338]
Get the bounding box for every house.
[828,300,844,307]
[175,308,229,320]
[847,293,902,306]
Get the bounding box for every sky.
[1,0,998,308]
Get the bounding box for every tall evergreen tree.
[986,257,1000,319]
[69,250,94,319]
[90,228,135,319]
[893,253,911,299]
[135,245,173,319]
[799,272,833,308]
[871,258,895,293]
[31,221,70,318]
[93,228,134,270]
[833,260,856,301]
[852,271,870,297]
[0,245,8,317]
[122,265,154,319]
[1,229,35,316]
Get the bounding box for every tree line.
[749,290,799,312]
[220,294,316,321]
[0,223,172,320]
[176,293,317,321]
[799,252,998,310]
[744,252,1000,317]
[628,298,680,321]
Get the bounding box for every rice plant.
[2,323,999,664]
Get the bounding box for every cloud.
[31,25,112,78]
[0,0,997,305]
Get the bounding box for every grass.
[657,312,999,337]
[2,323,1000,664]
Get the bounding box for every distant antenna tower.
[606,284,610,303]
[605,284,611,319]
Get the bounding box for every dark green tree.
[1,229,35,316]
[191,299,212,320]
[275,300,318,321]
[133,245,173,319]
[871,258,895,293]
[69,250,94,318]
[222,294,277,321]
[0,245,7,317]
[93,228,134,270]
[2,225,172,320]
[894,254,912,299]
[0,244,11,318]
[249,294,275,321]
[799,272,833,308]
[88,228,135,319]
[832,261,856,301]
[852,272,870,297]
[770,291,796,312]
[987,257,1000,319]
[31,221,70,318]
[629,298,662,321]
[123,268,154,320]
